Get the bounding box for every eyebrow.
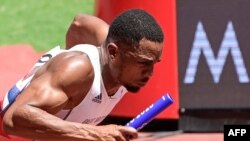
[137,55,154,62]
[137,56,162,64]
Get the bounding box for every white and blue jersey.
[1,44,127,125]
[1,46,62,113]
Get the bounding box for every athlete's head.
[105,9,164,93]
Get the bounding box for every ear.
[107,42,119,60]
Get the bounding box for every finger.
[114,133,127,141]
[118,126,138,139]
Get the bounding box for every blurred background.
[0,0,94,51]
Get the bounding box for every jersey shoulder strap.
[1,46,62,114]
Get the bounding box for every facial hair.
[124,84,140,93]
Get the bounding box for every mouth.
[138,82,146,87]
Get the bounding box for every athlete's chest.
[63,90,90,109]
[55,87,126,125]
[63,78,95,109]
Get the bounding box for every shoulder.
[66,14,109,48]
[45,51,95,90]
[50,50,92,69]
[73,13,109,29]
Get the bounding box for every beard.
[124,84,140,93]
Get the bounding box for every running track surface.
[134,132,223,141]
[0,132,223,141]
[0,45,223,141]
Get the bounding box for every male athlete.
[1,9,164,141]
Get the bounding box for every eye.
[138,61,152,66]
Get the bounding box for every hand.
[96,124,138,141]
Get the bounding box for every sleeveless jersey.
[1,44,127,125]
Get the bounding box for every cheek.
[121,65,142,79]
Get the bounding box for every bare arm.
[2,52,137,140]
[66,14,109,49]
[7,106,136,141]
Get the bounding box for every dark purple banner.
[177,0,250,109]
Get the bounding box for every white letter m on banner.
[184,21,249,84]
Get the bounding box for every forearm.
[3,105,100,141]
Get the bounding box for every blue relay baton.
[126,93,173,130]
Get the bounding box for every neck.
[98,46,121,96]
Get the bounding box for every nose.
[148,69,153,77]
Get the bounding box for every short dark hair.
[106,9,164,47]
